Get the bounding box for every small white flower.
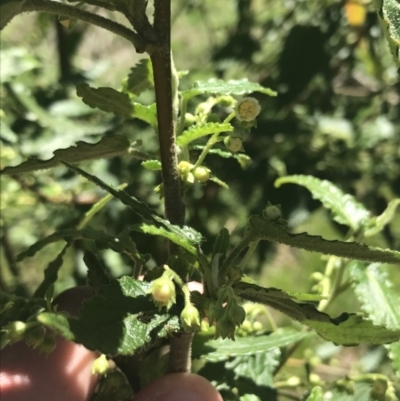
[235,97,261,122]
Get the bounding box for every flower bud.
[148,273,176,310]
[219,95,235,107]
[226,303,246,326]
[235,97,261,122]
[92,354,109,375]
[180,303,201,329]
[224,136,243,153]
[215,314,236,340]
[184,113,196,126]
[5,321,27,343]
[178,161,193,176]
[263,204,281,221]
[193,166,210,183]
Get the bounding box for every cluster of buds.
[205,287,246,340]
[178,161,210,184]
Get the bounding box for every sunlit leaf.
[275,175,371,232]
[176,123,234,147]
[0,136,131,175]
[364,199,400,237]
[349,262,400,375]
[141,160,162,171]
[192,328,312,362]
[183,79,277,101]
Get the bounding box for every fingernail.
[162,390,204,401]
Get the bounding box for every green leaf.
[306,387,324,401]
[373,0,400,68]
[225,350,280,388]
[0,47,40,82]
[212,228,231,259]
[176,123,234,147]
[192,328,312,362]
[233,282,332,323]
[247,215,400,265]
[349,262,400,375]
[0,136,131,175]
[275,175,371,232]
[39,277,181,355]
[76,83,157,126]
[305,314,400,345]
[62,162,203,249]
[125,58,154,96]
[364,199,400,237]
[141,160,162,171]
[0,0,25,30]
[77,83,134,117]
[209,175,229,189]
[131,223,200,256]
[183,79,277,101]
[33,243,71,298]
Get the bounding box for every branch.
[150,0,185,227]
[21,0,147,52]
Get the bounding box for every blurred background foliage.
[1,0,399,323]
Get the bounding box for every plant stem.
[21,0,146,51]
[150,0,185,228]
[168,332,194,373]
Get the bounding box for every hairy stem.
[168,332,194,373]
[150,0,185,228]
[21,0,146,51]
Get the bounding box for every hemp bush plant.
[1,0,400,400]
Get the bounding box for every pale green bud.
[180,303,201,329]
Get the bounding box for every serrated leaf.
[306,387,324,401]
[212,228,231,259]
[0,0,25,30]
[305,314,400,345]
[125,58,154,96]
[131,223,200,255]
[364,199,400,237]
[76,83,157,126]
[39,277,181,355]
[349,261,400,375]
[77,83,134,117]
[177,123,234,147]
[247,215,400,265]
[183,79,277,101]
[275,175,371,232]
[373,0,400,67]
[0,136,131,175]
[192,328,312,362]
[33,243,71,298]
[226,350,280,388]
[141,160,161,171]
[62,162,203,250]
[233,282,332,322]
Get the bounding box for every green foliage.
[176,122,234,147]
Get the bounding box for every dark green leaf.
[247,215,400,265]
[192,328,312,362]
[176,123,233,147]
[0,136,131,175]
[33,243,71,298]
[125,58,154,96]
[275,175,371,232]
[39,277,181,355]
[84,250,111,291]
[212,228,231,259]
[0,0,25,30]
[183,79,277,101]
